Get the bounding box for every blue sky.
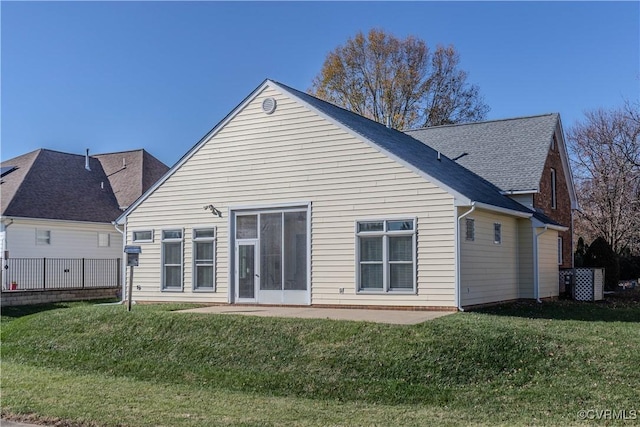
[2,1,638,167]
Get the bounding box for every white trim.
[192,226,216,292]
[1,215,116,227]
[132,229,154,243]
[500,189,538,195]
[554,117,579,210]
[161,228,184,292]
[228,200,312,212]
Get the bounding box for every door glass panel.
[238,244,255,298]
[260,213,282,290]
[237,215,258,239]
[284,211,307,290]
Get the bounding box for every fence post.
[82,258,85,289]
[43,257,46,290]
[116,258,121,288]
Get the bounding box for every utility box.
[573,268,604,301]
[124,245,142,267]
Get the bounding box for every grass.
[1,292,639,426]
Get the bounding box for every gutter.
[1,217,14,290]
[533,225,549,303]
[455,202,476,311]
[112,221,126,303]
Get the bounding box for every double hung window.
[356,219,416,293]
[193,228,215,291]
[162,229,183,290]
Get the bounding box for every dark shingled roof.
[274,81,533,215]
[1,149,169,223]
[405,114,559,193]
[94,149,169,210]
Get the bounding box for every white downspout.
[113,221,126,303]
[533,225,549,303]
[456,202,476,311]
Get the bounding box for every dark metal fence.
[4,258,121,290]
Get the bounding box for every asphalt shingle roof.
[1,148,168,222]
[405,114,559,193]
[274,81,534,215]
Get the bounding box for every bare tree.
[568,103,640,254]
[310,29,489,130]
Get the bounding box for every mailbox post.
[124,245,141,312]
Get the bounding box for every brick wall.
[1,287,120,307]
[534,134,573,269]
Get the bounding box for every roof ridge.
[3,149,45,215]
[405,113,558,132]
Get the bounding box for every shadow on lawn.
[473,289,640,323]
[0,299,118,322]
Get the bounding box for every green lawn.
[1,293,639,426]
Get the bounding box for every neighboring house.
[115,79,572,310]
[0,148,169,288]
[406,114,577,270]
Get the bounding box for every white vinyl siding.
[537,230,560,299]
[4,219,122,259]
[518,219,534,299]
[124,86,457,307]
[460,209,518,307]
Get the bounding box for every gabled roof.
[119,79,544,224]
[273,81,534,216]
[405,114,559,193]
[1,148,168,223]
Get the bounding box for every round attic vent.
[262,97,277,115]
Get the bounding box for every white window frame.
[558,236,563,265]
[98,232,110,247]
[192,227,216,292]
[161,229,183,291]
[355,218,417,294]
[494,223,502,245]
[132,230,154,243]
[36,229,51,245]
[550,168,557,209]
[465,218,475,242]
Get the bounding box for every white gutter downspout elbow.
[113,221,126,303]
[456,202,476,311]
[533,225,549,303]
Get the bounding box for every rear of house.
[117,79,566,310]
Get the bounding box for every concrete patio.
[178,305,455,325]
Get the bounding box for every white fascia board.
[271,81,472,205]
[473,202,533,218]
[531,216,569,232]
[115,79,274,225]
[500,189,538,195]
[555,117,579,210]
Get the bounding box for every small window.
[36,229,51,245]
[356,219,416,293]
[133,230,153,242]
[550,168,557,209]
[465,218,475,241]
[98,232,110,247]
[558,237,563,265]
[193,228,215,291]
[494,223,502,244]
[162,229,183,290]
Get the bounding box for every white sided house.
[1,149,169,290]
[116,79,568,310]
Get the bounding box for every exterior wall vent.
[262,97,277,115]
